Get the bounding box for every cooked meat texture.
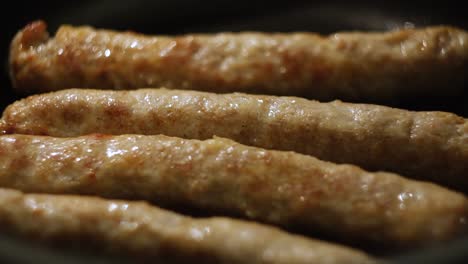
[0,188,377,264]
[2,88,467,192]
[0,134,466,248]
[9,20,468,101]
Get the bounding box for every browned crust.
[0,134,466,248]
[9,21,468,101]
[2,88,467,192]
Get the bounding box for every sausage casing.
[0,134,466,248]
[2,88,467,192]
[0,188,376,264]
[9,21,468,101]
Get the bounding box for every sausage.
[2,88,467,192]
[0,134,465,248]
[0,188,377,264]
[9,20,468,101]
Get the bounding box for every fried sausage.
[9,20,468,101]
[2,88,467,192]
[0,134,465,248]
[0,188,377,264]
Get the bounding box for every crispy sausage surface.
[9,21,468,101]
[2,88,467,192]
[0,188,377,264]
[0,134,466,248]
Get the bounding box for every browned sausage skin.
[9,21,468,101]
[0,134,465,248]
[2,88,467,192]
[0,188,377,264]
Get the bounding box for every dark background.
[0,0,467,263]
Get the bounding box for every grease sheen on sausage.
[2,88,467,192]
[9,20,468,101]
[0,188,377,264]
[0,134,466,248]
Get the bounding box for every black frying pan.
[1,1,467,263]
